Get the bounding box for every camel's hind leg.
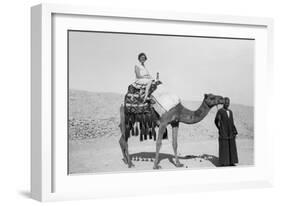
[153,123,167,169]
[119,105,134,168]
[171,122,184,167]
[119,135,129,165]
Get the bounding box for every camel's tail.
[119,104,126,135]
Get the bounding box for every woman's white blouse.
[134,64,152,84]
[135,64,150,78]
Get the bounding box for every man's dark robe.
[215,108,238,166]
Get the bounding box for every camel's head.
[204,93,225,108]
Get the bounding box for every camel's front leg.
[153,124,166,169]
[172,125,183,167]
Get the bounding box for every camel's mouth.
[204,94,227,107]
[217,97,226,105]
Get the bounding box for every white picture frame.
[31,3,274,202]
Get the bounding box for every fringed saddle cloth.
[124,81,168,141]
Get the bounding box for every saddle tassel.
[149,128,152,139]
[141,114,147,140]
[139,122,143,141]
[163,128,168,139]
[153,128,156,141]
[131,125,135,136]
[143,124,147,140]
[135,123,139,136]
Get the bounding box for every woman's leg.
[143,80,153,102]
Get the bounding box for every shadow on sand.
[131,152,220,167]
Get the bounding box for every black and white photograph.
[68,30,254,174]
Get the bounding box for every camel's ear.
[204,94,208,99]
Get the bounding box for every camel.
[119,93,225,169]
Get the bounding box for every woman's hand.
[143,74,152,79]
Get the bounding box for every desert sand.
[68,90,254,174]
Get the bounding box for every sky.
[68,31,254,106]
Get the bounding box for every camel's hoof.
[122,158,128,165]
[128,162,135,168]
[175,162,184,168]
[153,165,161,169]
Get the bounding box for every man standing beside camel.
[215,97,239,166]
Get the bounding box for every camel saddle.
[124,80,168,141]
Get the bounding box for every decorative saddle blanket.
[124,81,155,114]
[124,80,168,141]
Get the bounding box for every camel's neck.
[179,101,211,124]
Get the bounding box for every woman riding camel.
[134,53,154,102]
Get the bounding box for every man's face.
[224,98,230,109]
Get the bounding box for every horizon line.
[69,88,254,107]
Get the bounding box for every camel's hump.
[152,92,181,115]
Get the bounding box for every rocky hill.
[68,89,253,141]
